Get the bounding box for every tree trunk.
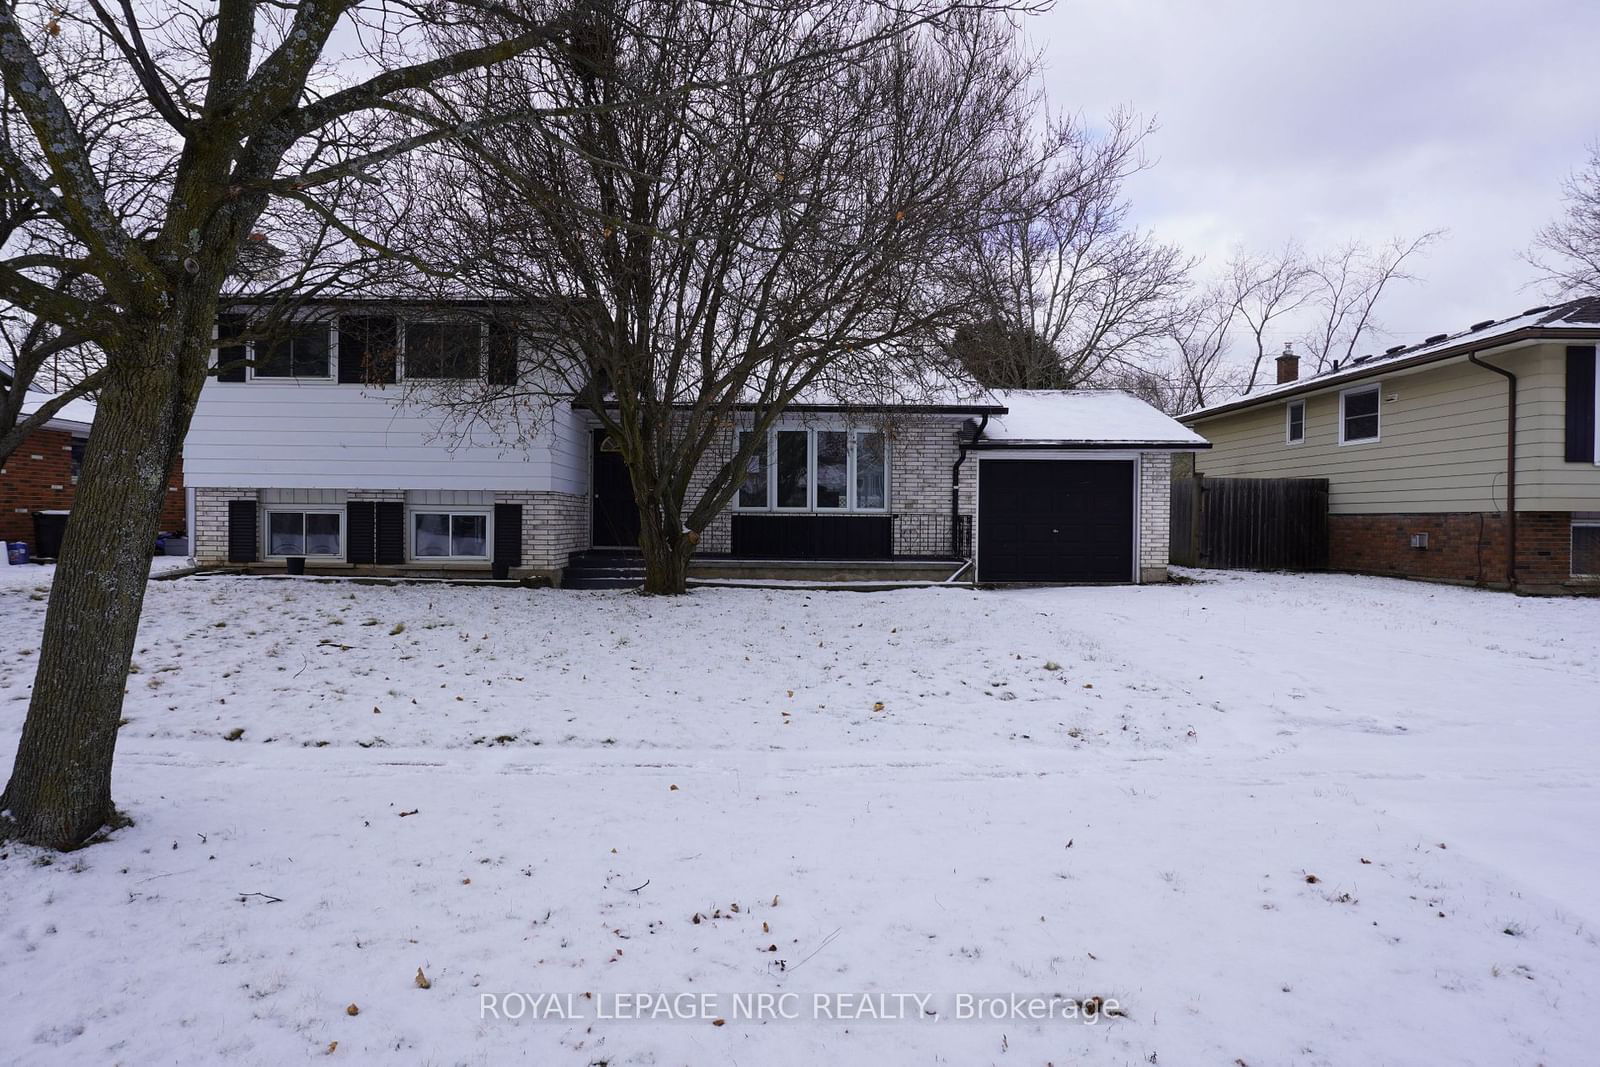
[1,344,188,849]
[637,512,693,595]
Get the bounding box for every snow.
[2,569,1598,1064]
[983,389,1209,446]
[17,391,96,432]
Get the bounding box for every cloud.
[1035,0,1600,343]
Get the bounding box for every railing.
[727,511,971,561]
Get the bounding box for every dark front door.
[591,430,640,548]
[977,458,1135,582]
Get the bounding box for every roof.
[1181,295,1600,422]
[977,389,1210,449]
[19,390,95,432]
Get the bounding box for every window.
[265,510,342,557]
[1574,516,1600,577]
[1285,400,1305,444]
[736,426,889,512]
[737,430,767,507]
[69,438,86,479]
[406,322,481,379]
[775,430,809,508]
[815,431,849,509]
[254,327,331,379]
[412,511,489,559]
[1340,384,1380,444]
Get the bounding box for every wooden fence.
[1169,475,1329,570]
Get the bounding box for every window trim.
[1338,383,1382,445]
[1285,399,1306,445]
[261,507,345,560]
[247,323,337,382]
[1572,516,1600,578]
[733,425,890,513]
[407,507,493,561]
[401,319,485,382]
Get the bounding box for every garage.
[976,457,1136,582]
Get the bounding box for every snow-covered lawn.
[2,569,1597,1065]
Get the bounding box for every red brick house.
[2,391,187,554]
[1179,298,1600,595]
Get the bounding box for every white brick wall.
[1138,452,1172,582]
[499,491,589,570]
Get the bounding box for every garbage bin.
[31,510,70,560]
[285,556,306,575]
[7,542,27,566]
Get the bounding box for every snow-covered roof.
[19,390,95,432]
[1182,296,1600,422]
[979,389,1209,449]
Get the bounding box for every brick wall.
[0,426,76,545]
[1328,510,1590,591]
[1138,452,1171,582]
[193,486,255,563]
[2,426,186,547]
[499,490,589,570]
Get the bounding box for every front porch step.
[562,551,646,590]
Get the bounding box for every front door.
[591,430,641,548]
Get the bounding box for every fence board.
[1169,475,1328,571]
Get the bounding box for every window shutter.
[486,323,518,386]
[227,500,258,562]
[1566,345,1597,463]
[216,313,248,383]
[494,503,523,566]
[375,501,405,564]
[346,502,377,563]
[337,315,399,385]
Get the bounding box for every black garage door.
[977,458,1135,582]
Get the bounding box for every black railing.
[727,511,971,561]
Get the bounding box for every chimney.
[1275,342,1299,384]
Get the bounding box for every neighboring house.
[1,392,188,552]
[185,299,1207,585]
[1180,297,1600,594]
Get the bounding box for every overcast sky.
[1034,0,1600,348]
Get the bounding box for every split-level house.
[1180,297,1600,593]
[184,298,1208,586]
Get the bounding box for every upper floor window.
[1285,399,1305,444]
[736,426,889,512]
[1340,384,1380,444]
[406,322,481,380]
[254,327,331,379]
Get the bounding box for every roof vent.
[1385,344,1406,354]
[1424,333,1449,344]
[1469,319,1496,331]
[1522,305,1550,315]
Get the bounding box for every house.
[1,390,187,555]
[1179,297,1600,593]
[184,300,1207,586]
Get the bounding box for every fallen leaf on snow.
[415,967,432,989]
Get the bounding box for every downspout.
[950,414,989,559]
[1468,353,1517,588]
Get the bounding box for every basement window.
[1574,516,1600,577]
[265,509,342,558]
[1339,384,1381,444]
[411,510,489,560]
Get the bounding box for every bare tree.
[0,0,555,849]
[1228,242,1311,393]
[1299,232,1441,373]
[407,2,1073,594]
[953,110,1190,389]
[1531,143,1600,296]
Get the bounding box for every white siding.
[185,377,589,493]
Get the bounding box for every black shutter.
[216,313,248,382]
[227,500,258,562]
[337,315,399,385]
[346,502,377,564]
[1567,345,1597,463]
[494,503,523,566]
[375,501,406,564]
[486,323,517,386]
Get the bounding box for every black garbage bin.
[31,510,70,560]
[285,556,306,575]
